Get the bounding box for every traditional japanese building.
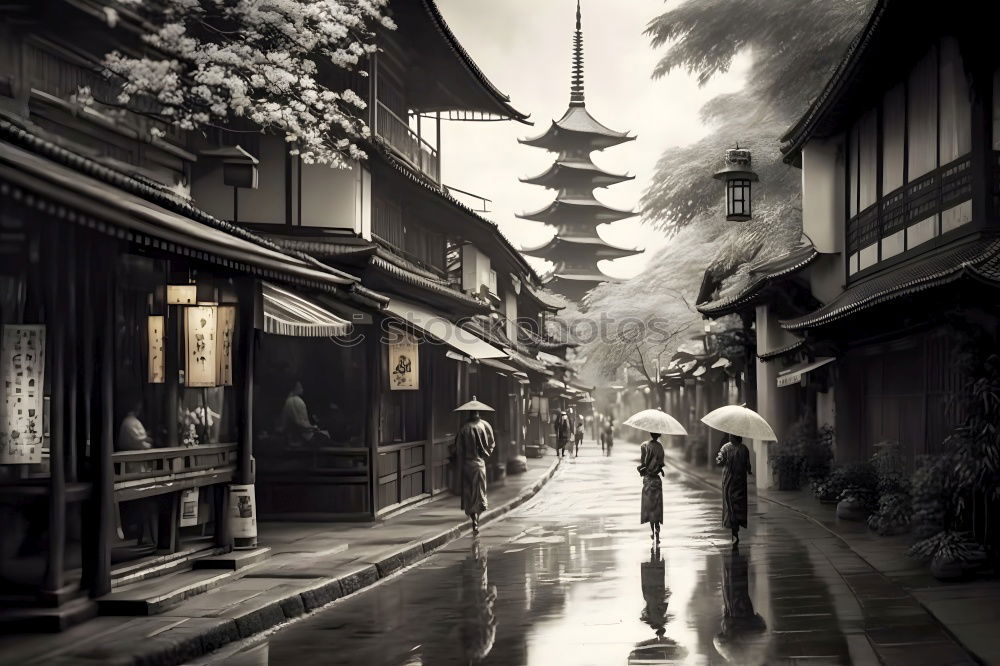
[517,1,641,302]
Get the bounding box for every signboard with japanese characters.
[0,325,46,464]
[185,306,218,387]
[179,488,200,527]
[215,305,236,387]
[388,333,419,391]
[147,315,165,384]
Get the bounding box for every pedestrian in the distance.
[716,435,752,544]
[602,415,615,456]
[554,410,571,458]
[454,396,496,535]
[573,419,585,457]
[638,432,665,543]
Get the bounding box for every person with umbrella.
[454,396,496,535]
[624,409,688,543]
[701,405,777,544]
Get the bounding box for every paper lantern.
[184,305,218,387]
[215,305,236,387]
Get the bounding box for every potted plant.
[812,465,848,503]
[867,440,912,536]
[768,439,803,491]
[834,461,877,521]
[910,530,986,580]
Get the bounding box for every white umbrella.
[701,405,777,441]
[623,409,688,436]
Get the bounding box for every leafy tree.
[92,0,393,168]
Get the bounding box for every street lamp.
[713,146,758,222]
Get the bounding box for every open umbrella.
[454,396,495,412]
[623,409,688,436]
[701,405,776,441]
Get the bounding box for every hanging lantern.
[184,305,218,387]
[167,284,197,305]
[147,315,165,383]
[713,147,758,222]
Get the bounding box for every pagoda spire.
[570,1,585,107]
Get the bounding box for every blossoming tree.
[96,0,393,168]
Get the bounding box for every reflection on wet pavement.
[193,448,881,666]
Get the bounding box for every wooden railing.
[255,446,371,517]
[376,440,428,513]
[112,443,237,502]
[847,156,973,277]
[375,100,440,183]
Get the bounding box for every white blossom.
[100,0,389,168]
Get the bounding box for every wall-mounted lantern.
[201,145,260,224]
[713,147,758,222]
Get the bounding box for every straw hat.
[454,396,495,412]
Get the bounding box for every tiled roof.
[782,236,1000,331]
[757,339,806,362]
[698,244,820,317]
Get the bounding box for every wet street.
[191,445,923,666]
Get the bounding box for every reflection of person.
[455,398,496,534]
[640,546,669,635]
[460,539,497,663]
[277,381,329,446]
[714,545,767,664]
[554,411,571,458]
[716,436,752,543]
[638,433,666,543]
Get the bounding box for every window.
[846,38,974,278]
[726,179,751,219]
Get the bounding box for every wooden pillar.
[43,226,66,595]
[741,311,757,410]
[424,349,435,496]
[65,226,78,482]
[238,281,256,486]
[365,327,381,516]
[93,243,115,597]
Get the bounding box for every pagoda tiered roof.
[520,157,633,189]
[515,1,641,302]
[517,195,636,224]
[521,234,640,261]
[519,106,634,152]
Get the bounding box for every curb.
[131,458,562,666]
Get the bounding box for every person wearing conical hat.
[454,396,496,535]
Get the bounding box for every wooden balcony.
[375,100,440,184]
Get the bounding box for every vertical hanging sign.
[215,305,236,387]
[147,315,165,384]
[184,306,218,387]
[0,325,46,464]
[388,332,419,391]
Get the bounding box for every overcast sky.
[434,0,749,279]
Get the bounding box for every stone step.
[0,597,98,633]
[98,567,244,616]
[192,547,272,571]
[110,544,224,589]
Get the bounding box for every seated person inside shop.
[276,381,330,447]
[116,399,157,545]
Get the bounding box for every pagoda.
[517,0,641,303]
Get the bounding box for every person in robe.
[573,418,585,457]
[629,546,685,664]
[277,381,329,447]
[716,435,752,543]
[638,432,666,542]
[554,411,571,458]
[454,397,496,534]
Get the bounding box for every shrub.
[867,441,912,535]
[769,439,803,490]
[813,461,876,504]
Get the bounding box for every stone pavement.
[664,446,1000,665]
[0,455,561,666]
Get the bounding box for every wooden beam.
[94,241,115,597]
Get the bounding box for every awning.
[262,282,352,337]
[480,358,518,373]
[385,297,506,360]
[712,357,731,369]
[777,357,835,388]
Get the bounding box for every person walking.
[573,418,585,457]
[554,410,571,458]
[638,432,666,543]
[454,397,496,535]
[602,414,615,456]
[716,435,752,544]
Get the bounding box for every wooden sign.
[184,306,217,387]
[388,333,419,391]
[0,325,46,464]
[147,315,165,384]
[167,285,197,305]
[179,488,199,527]
[216,305,236,387]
